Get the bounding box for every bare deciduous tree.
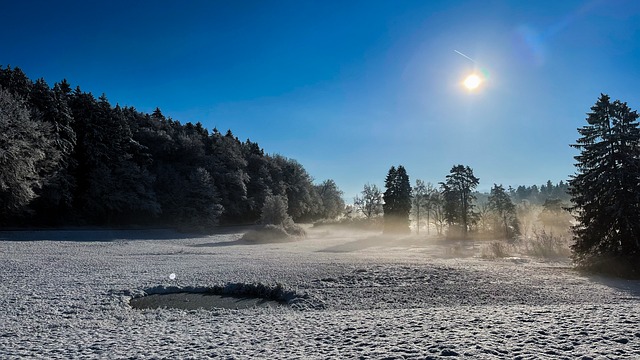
[354,183,383,219]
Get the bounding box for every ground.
[0,227,639,359]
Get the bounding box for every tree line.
[351,165,571,241]
[0,66,344,229]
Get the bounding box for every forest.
[0,66,344,229]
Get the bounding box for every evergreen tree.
[70,93,159,224]
[28,80,77,223]
[183,167,223,228]
[441,164,479,238]
[207,129,249,222]
[383,165,412,233]
[488,184,519,240]
[569,94,640,269]
[241,139,272,222]
[0,66,32,99]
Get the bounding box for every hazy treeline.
[508,181,570,204]
[350,165,572,240]
[0,66,344,228]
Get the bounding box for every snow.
[1,227,639,358]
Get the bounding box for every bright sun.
[463,74,482,90]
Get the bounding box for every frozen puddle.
[130,292,285,310]
[126,283,309,311]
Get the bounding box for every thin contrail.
[454,50,477,63]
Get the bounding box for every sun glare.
[463,74,482,90]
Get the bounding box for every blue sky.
[2,0,640,199]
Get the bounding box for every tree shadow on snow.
[191,237,296,247]
[587,274,640,299]
[318,235,431,253]
[191,238,254,247]
[0,228,196,242]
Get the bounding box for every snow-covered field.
[1,227,639,359]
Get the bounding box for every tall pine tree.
[569,94,640,271]
[441,164,479,239]
[383,165,412,233]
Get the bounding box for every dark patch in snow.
[130,292,283,310]
[124,283,323,311]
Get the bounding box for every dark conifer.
[440,165,479,239]
[488,184,518,240]
[383,165,412,233]
[569,94,640,271]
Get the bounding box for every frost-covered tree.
[151,166,222,229]
[70,92,159,223]
[430,190,447,236]
[315,179,345,220]
[241,140,272,221]
[0,87,56,220]
[569,94,640,268]
[488,184,519,240]
[28,79,77,223]
[0,66,31,99]
[183,167,224,228]
[383,165,412,233]
[412,180,436,235]
[260,194,289,226]
[267,155,318,222]
[208,129,249,221]
[354,183,383,219]
[441,165,479,239]
[411,179,427,234]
